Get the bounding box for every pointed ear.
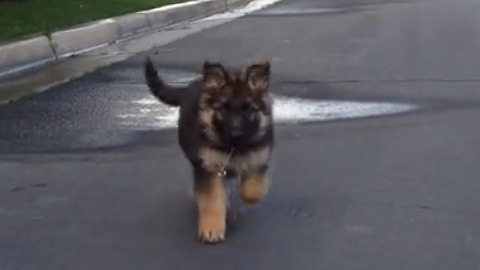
[245,59,270,92]
[202,61,228,89]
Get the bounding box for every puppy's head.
[198,59,272,147]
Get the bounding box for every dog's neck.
[217,148,234,177]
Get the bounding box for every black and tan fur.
[144,57,274,244]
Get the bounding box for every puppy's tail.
[144,57,187,107]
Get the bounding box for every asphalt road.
[2,0,480,269]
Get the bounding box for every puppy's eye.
[242,103,255,113]
[212,102,225,110]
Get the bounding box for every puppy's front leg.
[194,168,227,243]
[240,167,270,205]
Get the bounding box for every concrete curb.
[115,13,151,39]
[51,19,120,58]
[0,36,56,76]
[0,0,253,79]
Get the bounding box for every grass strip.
[0,0,189,42]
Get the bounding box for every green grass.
[0,0,188,42]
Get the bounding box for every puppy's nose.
[230,116,243,138]
[230,129,243,138]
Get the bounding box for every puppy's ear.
[202,61,228,89]
[244,58,270,92]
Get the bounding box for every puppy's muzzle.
[229,116,244,138]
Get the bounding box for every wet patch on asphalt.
[117,94,418,130]
[0,66,420,154]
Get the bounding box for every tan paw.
[241,172,269,205]
[195,174,227,244]
[198,214,226,244]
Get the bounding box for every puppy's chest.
[199,147,270,173]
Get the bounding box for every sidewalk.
[0,0,251,80]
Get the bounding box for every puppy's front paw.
[198,212,226,244]
[195,174,227,244]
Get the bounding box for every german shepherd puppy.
[144,57,274,244]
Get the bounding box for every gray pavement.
[2,0,480,269]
